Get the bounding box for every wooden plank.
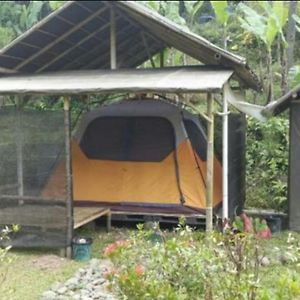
[74,207,111,229]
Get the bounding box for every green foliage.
[211,1,229,26]
[0,27,14,49]
[288,65,300,88]
[49,1,66,11]
[105,225,300,300]
[238,1,288,50]
[246,117,289,211]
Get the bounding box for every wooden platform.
[73,207,111,231]
[111,210,206,226]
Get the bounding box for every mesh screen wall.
[0,107,68,247]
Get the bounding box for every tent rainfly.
[0,0,262,254]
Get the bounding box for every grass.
[0,223,299,300]
[0,226,132,300]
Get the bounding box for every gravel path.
[41,259,118,300]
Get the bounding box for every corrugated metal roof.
[0,1,260,91]
[263,84,300,116]
[0,66,233,95]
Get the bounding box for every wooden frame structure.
[0,1,262,255]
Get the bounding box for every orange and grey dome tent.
[43,99,222,214]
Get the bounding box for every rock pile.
[41,259,117,300]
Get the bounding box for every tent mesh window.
[80,116,175,162]
[183,119,207,161]
[0,106,67,247]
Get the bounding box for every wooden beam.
[14,6,108,71]
[36,29,90,53]
[64,96,73,258]
[0,1,73,56]
[36,22,112,73]
[0,67,18,74]
[110,7,117,69]
[206,93,214,232]
[54,14,103,43]
[60,19,129,70]
[83,32,145,69]
[115,7,166,47]
[75,1,110,24]
[141,31,156,68]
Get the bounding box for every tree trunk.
[277,36,281,67]
[283,0,298,93]
[281,45,288,95]
[258,44,265,93]
[286,1,298,70]
[267,49,273,103]
[223,26,228,50]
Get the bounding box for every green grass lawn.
[0,226,131,300]
[0,225,299,300]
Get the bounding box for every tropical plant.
[246,117,289,212]
[211,1,230,49]
[238,2,289,103]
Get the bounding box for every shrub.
[104,223,300,300]
[246,116,289,212]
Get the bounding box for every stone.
[41,291,57,300]
[258,255,270,267]
[65,277,79,288]
[57,296,68,300]
[57,286,68,295]
[50,282,62,291]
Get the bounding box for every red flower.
[103,240,129,257]
[103,243,117,256]
[135,265,145,276]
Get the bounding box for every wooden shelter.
[263,84,300,231]
[0,1,262,253]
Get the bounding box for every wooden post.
[64,96,73,258]
[110,7,117,70]
[206,93,214,232]
[222,93,229,221]
[16,98,24,202]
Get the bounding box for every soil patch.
[27,254,68,271]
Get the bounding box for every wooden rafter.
[14,6,108,71]
[36,21,114,73]
[141,31,156,68]
[61,23,134,70]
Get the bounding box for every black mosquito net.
[0,108,65,197]
[80,116,176,162]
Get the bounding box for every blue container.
[72,237,93,261]
[266,217,282,233]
